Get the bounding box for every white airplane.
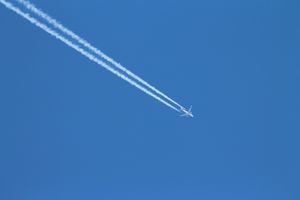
[180,106,194,117]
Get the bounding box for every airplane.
[180,106,193,117]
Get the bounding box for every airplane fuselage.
[180,107,194,117]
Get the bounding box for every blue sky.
[0,0,299,199]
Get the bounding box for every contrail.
[16,0,184,109]
[0,0,180,112]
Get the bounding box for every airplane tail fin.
[189,105,192,112]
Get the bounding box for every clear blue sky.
[0,0,299,199]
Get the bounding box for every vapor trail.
[0,0,180,112]
[16,0,184,109]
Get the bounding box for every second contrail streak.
[0,0,180,112]
[16,0,185,109]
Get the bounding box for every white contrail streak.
[0,0,180,112]
[16,0,184,109]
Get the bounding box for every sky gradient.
[0,0,299,199]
